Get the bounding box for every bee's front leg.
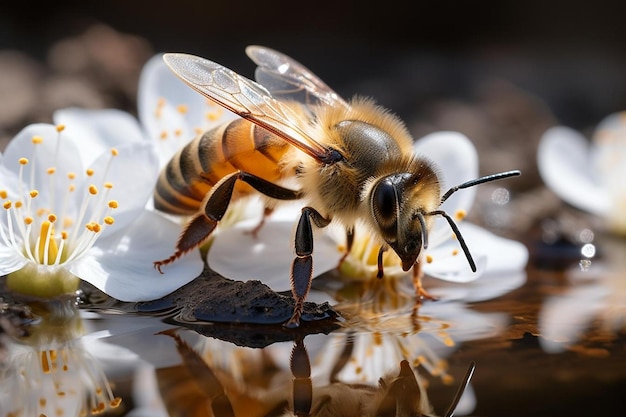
[286,206,331,328]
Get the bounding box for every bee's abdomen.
[154,119,290,214]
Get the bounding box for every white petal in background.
[538,126,609,215]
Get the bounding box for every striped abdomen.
[154,118,291,214]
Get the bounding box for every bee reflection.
[157,329,474,417]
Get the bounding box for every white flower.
[0,111,203,301]
[538,111,626,234]
[207,132,528,291]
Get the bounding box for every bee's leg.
[154,171,301,272]
[291,336,312,416]
[336,225,354,269]
[376,245,389,279]
[411,259,438,301]
[286,206,331,328]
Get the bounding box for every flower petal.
[53,108,145,167]
[414,132,479,246]
[538,126,609,215]
[70,210,203,301]
[2,124,84,208]
[80,141,159,235]
[207,217,342,291]
[0,245,28,275]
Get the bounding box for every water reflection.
[0,296,121,416]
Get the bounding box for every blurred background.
[3,0,626,235]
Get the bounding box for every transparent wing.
[163,53,331,161]
[246,45,351,110]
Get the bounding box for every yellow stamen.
[176,104,188,114]
[56,124,66,132]
[67,172,76,180]
[160,131,168,140]
[24,216,33,225]
[426,254,433,263]
[104,182,113,189]
[88,185,98,195]
[455,209,466,221]
[19,157,28,165]
[15,201,22,209]
[48,214,57,223]
[32,136,43,144]
[38,220,59,264]
[68,184,76,192]
[103,216,114,225]
[0,190,7,199]
[3,200,12,209]
[174,128,182,137]
[108,200,118,209]
[111,148,119,156]
[452,249,459,256]
[41,351,51,374]
[47,167,56,175]
[30,190,39,198]
[86,169,94,176]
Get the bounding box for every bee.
[153,46,521,327]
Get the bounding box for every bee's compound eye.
[372,179,397,223]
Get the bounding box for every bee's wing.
[246,45,351,110]
[163,53,331,161]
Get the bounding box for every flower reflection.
[0,114,203,301]
[538,111,626,235]
[0,297,121,416]
[539,235,626,354]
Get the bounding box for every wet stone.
[136,268,339,326]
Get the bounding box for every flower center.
[1,125,120,296]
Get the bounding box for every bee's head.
[369,162,441,271]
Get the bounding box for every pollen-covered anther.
[104,216,114,225]
[47,167,56,175]
[30,190,39,198]
[24,216,34,225]
[160,130,168,140]
[32,135,43,144]
[425,254,433,263]
[108,200,118,209]
[174,128,183,137]
[15,201,22,209]
[67,172,76,180]
[19,157,29,165]
[104,182,113,189]
[3,200,12,210]
[455,209,466,221]
[452,249,459,256]
[86,169,94,177]
[89,185,98,195]
[111,148,119,156]
[0,190,7,199]
[177,104,188,114]
[48,214,57,223]
[56,124,66,132]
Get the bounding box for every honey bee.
[153,46,520,327]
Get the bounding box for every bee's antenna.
[443,361,476,417]
[427,209,476,272]
[416,212,429,249]
[440,170,521,204]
